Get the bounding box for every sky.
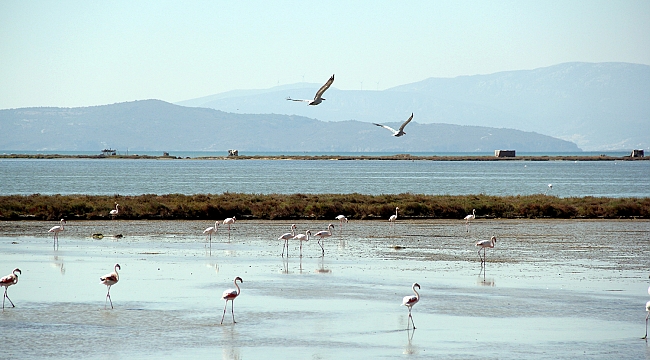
[1,0,649,109]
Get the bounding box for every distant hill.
[0,100,579,152]
[176,62,650,151]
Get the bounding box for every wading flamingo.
[389,207,399,225]
[110,203,120,219]
[402,282,420,329]
[286,74,334,106]
[1,268,21,310]
[48,219,66,249]
[476,236,497,265]
[335,215,348,228]
[373,113,414,137]
[464,209,476,232]
[100,264,120,309]
[292,230,312,258]
[203,221,220,248]
[221,276,243,324]
[279,224,297,257]
[644,299,650,339]
[223,216,236,238]
[314,224,335,256]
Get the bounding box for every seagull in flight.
[373,113,413,137]
[286,74,334,106]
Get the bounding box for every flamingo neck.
[412,286,420,300]
[235,280,241,295]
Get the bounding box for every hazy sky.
[1,1,649,109]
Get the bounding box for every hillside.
[176,62,650,151]
[0,100,579,152]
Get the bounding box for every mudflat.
[1,219,648,359]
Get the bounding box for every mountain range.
[177,62,650,151]
[0,100,578,153]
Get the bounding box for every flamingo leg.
[299,241,303,258]
[318,239,324,256]
[3,288,15,309]
[105,285,113,309]
[221,300,228,324]
[231,300,236,323]
[644,313,649,339]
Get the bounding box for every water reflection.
[221,324,242,360]
[403,328,417,355]
[315,257,331,274]
[206,263,219,275]
[50,255,65,275]
[477,265,495,287]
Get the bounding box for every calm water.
[0,158,648,197]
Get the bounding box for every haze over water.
[0,158,648,197]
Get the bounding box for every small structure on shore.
[228,149,239,157]
[631,149,644,158]
[101,149,116,156]
[495,150,516,158]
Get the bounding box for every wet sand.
[1,219,649,359]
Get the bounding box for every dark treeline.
[0,193,648,221]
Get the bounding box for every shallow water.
[1,219,649,359]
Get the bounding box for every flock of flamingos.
[2,202,647,337]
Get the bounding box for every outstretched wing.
[398,113,414,132]
[286,97,311,102]
[314,74,335,100]
[373,123,397,134]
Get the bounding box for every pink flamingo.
[100,264,121,309]
[464,209,476,232]
[292,230,312,258]
[389,207,399,225]
[278,224,297,257]
[223,216,236,238]
[402,282,420,329]
[221,277,243,324]
[476,236,497,264]
[1,268,21,310]
[48,219,66,249]
[314,224,334,256]
[110,203,120,219]
[203,221,220,248]
[335,215,348,228]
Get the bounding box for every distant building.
[101,148,116,156]
[631,149,644,157]
[495,150,516,157]
[228,149,239,156]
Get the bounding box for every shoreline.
[1,153,648,161]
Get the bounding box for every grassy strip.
[0,193,648,221]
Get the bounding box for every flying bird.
[100,263,121,309]
[401,282,421,330]
[1,268,21,310]
[286,74,334,106]
[373,113,413,137]
[476,236,497,265]
[221,276,243,324]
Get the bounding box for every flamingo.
[476,236,497,264]
[402,282,421,329]
[109,203,120,219]
[203,221,220,248]
[221,276,243,324]
[223,216,236,237]
[48,219,66,249]
[314,224,335,256]
[373,113,413,137]
[292,230,312,258]
[545,184,553,195]
[279,224,297,257]
[464,209,476,232]
[286,74,334,106]
[644,300,650,339]
[1,268,21,310]
[100,263,120,309]
[389,207,399,225]
[335,215,348,228]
